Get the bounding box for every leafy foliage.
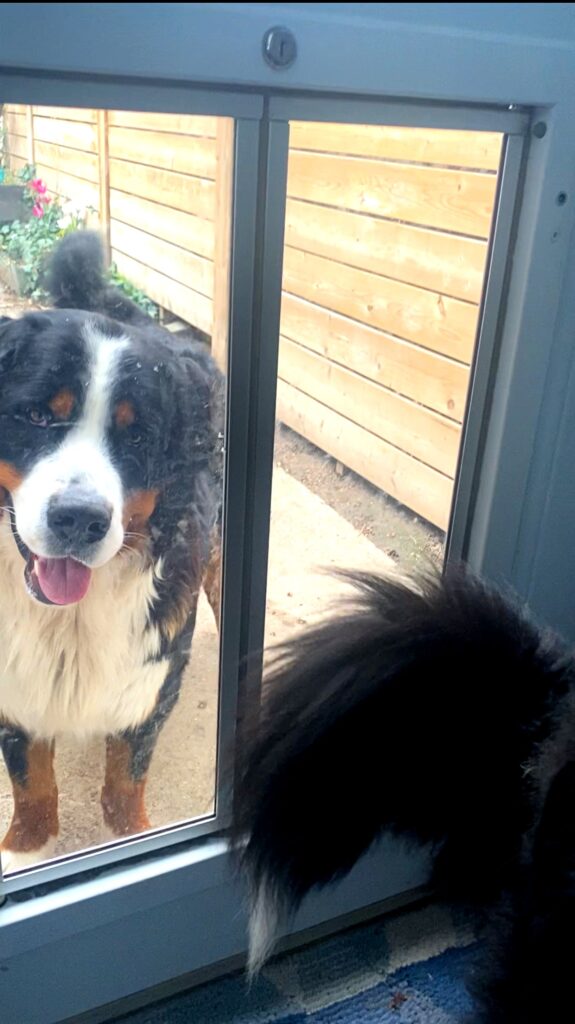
[0,164,158,316]
[108,263,158,319]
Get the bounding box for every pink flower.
[32,203,44,218]
[30,179,47,194]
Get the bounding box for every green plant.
[0,161,36,187]
[108,263,158,319]
[0,170,86,299]
[0,166,158,316]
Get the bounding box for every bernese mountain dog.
[234,569,575,1023]
[0,231,224,870]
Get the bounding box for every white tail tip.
[247,878,280,976]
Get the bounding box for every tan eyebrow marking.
[115,400,136,428]
[48,389,76,420]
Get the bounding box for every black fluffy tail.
[47,230,107,310]
[47,231,151,326]
[233,570,571,970]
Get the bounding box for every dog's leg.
[101,662,185,837]
[100,735,152,836]
[0,727,58,871]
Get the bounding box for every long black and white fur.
[234,569,575,1022]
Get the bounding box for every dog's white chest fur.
[0,521,169,739]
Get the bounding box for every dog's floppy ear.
[0,312,52,375]
[163,342,224,475]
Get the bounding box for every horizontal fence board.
[108,126,216,179]
[112,250,212,335]
[277,380,453,530]
[31,106,97,123]
[34,164,100,211]
[287,150,497,237]
[32,116,98,153]
[280,293,468,421]
[285,197,488,303]
[108,112,218,136]
[34,140,100,183]
[289,122,502,172]
[279,337,461,477]
[283,246,478,364]
[3,111,27,138]
[109,158,215,220]
[110,220,213,298]
[5,133,27,162]
[5,154,28,174]
[109,190,214,259]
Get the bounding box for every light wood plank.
[211,119,234,371]
[5,134,28,162]
[32,106,97,122]
[276,381,453,530]
[280,293,469,420]
[111,250,213,335]
[25,108,34,165]
[285,197,488,303]
[279,338,461,476]
[109,190,214,259]
[283,247,478,363]
[3,111,27,138]
[34,164,99,211]
[98,111,111,261]
[32,116,98,153]
[33,140,99,182]
[109,159,215,220]
[290,122,503,172]
[110,220,213,297]
[5,155,28,174]
[108,127,216,179]
[108,112,217,136]
[287,150,497,237]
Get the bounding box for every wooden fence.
[2,105,228,340]
[2,105,502,529]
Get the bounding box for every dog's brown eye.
[27,408,53,428]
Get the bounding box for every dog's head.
[0,310,219,606]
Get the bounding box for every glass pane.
[266,121,503,644]
[0,104,231,872]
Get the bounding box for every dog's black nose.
[47,490,112,547]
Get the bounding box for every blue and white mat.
[116,903,479,1024]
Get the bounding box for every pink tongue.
[36,557,92,605]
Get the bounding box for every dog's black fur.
[234,569,575,1022]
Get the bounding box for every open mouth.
[9,511,93,606]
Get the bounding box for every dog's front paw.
[0,837,58,873]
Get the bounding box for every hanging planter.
[0,174,65,299]
[0,184,31,226]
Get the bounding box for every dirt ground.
[274,424,445,570]
[0,285,441,872]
